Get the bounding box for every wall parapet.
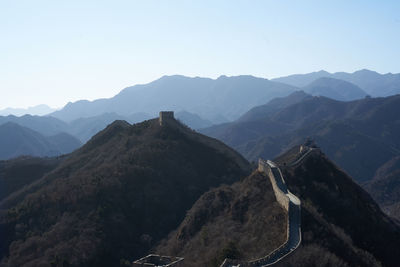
[258,159,289,211]
[221,157,302,267]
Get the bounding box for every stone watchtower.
[159,111,174,126]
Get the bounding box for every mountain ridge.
[303,77,367,101]
[49,75,297,123]
[0,116,250,266]
[272,69,400,96]
[202,93,400,183]
[0,122,81,160]
[0,104,56,117]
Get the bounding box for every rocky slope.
[156,171,287,267]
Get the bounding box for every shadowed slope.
[0,156,62,201]
[203,94,400,183]
[0,118,250,267]
[275,148,400,267]
[365,156,400,220]
[156,170,287,267]
[157,145,400,266]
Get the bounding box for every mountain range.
[272,69,400,97]
[48,75,297,123]
[0,117,250,266]
[1,69,400,266]
[0,111,210,145]
[302,77,367,101]
[47,70,400,124]
[0,105,56,117]
[201,91,400,224]
[202,92,400,184]
[0,122,81,160]
[1,114,399,266]
[2,70,399,126]
[1,69,398,148]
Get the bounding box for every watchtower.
[159,111,174,126]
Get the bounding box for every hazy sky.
[1,0,399,109]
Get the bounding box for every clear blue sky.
[1,0,399,109]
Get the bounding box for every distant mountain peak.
[354,68,377,74]
[0,104,56,117]
[302,76,367,101]
[272,69,400,96]
[158,74,189,80]
[316,70,331,74]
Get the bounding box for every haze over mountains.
[1,69,398,152]
[2,70,400,193]
[45,70,400,123]
[303,77,367,101]
[0,111,209,145]
[2,70,399,123]
[273,69,400,96]
[0,122,81,160]
[200,90,400,224]
[0,105,56,117]
[49,75,297,123]
[202,93,400,182]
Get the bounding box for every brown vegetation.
[0,118,250,266]
[0,156,61,201]
[277,148,400,267]
[156,171,287,267]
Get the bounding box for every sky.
[1,0,399,109]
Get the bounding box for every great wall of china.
[219,147,315,267]
[133,112,312,267]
